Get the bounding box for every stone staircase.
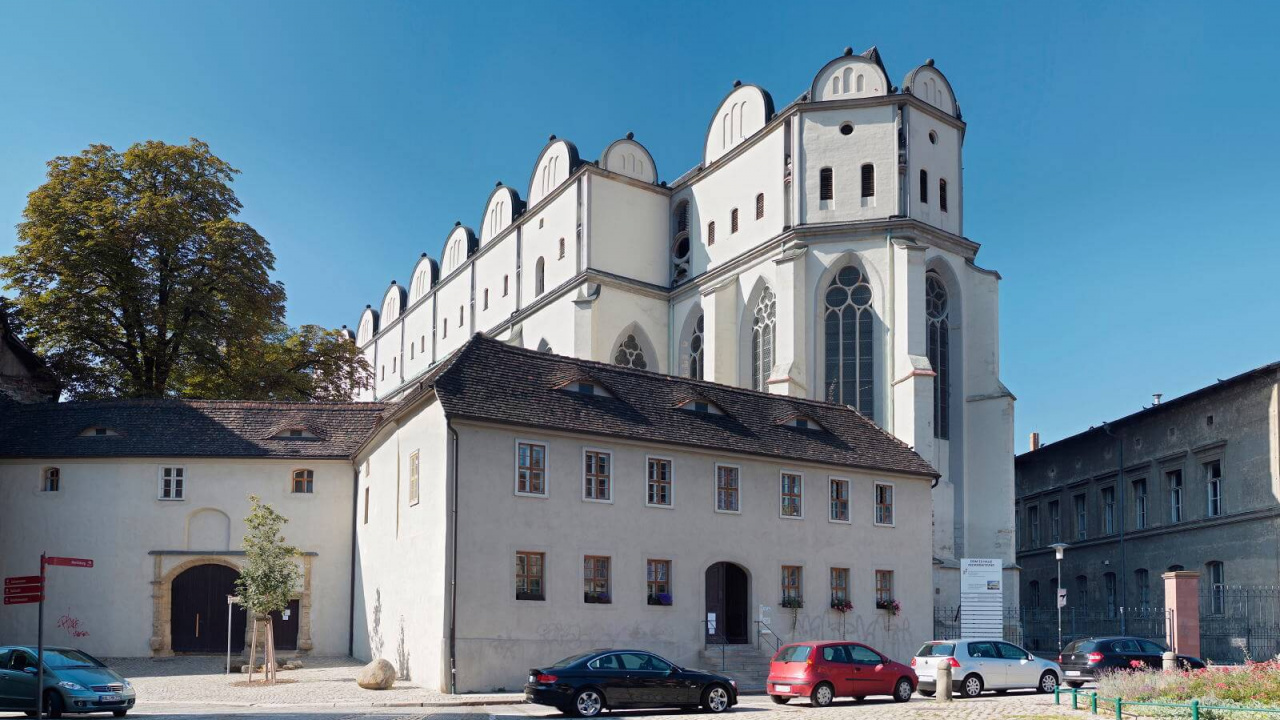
[697,643,774,694]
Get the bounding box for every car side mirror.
[23,667,38,675]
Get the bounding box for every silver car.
[912,639,1060,698]
[0,646,137,717]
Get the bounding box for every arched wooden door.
[171,564,246,653]
[705,562,750,644]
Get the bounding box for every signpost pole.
[37,552,45,720]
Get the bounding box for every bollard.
[1071,687,1079,710]
[1090,692,1098,714]
[1054,686,1061,705]
[1191,699,1200,720]
[1114,697,1122,720]
[1163,651,1176,672]
[935,658,953,703]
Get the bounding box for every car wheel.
[917,689,935,698]
[961,674,983,698]
[810,682,835,707]
[1066,681,1084,689]
[769,695,789,705]
[894,677,914,703]
[43,690,65,719]
[1038,671,1059,694]
[573,688,604,718]
[702,684,731,713]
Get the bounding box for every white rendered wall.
[587,175,668,287]
[472,230,520,335]
[0,459,353,657]
[522,188,580,309]
[589,285,669,373]
[907,107,962,236]
[433,265,474,360]
[799,106,898,226]
[401,294,435,381]
[449,421,933,692]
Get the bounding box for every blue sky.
[2,1,1277,444]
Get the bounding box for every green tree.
[0,138,368,399]
[235,495,301,619]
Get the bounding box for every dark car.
[0,646,137,717]
[1059,637,1205,687]
[524,649,737,717]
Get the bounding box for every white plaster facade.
[349,48,1015,611]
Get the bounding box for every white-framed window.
[714,464,740,513]
[1101,486,1116,534]
[779,471,803,518]
[41,467,60,493]
[515,440,548,497]
[1133,479,1148,529]
[874,482,894,526]
[291,469,314,494]
[408,451,420,506]
[646,456,673,508]
[1204,459,1222,517]
[159,466,185,500]
[583,449,612,502]
[1207,561,1225,615]
[829,477,850,523]
[1167,469,1183,523]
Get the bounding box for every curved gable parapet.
[600,134,658,184]
[380,281,408,324]
[527,136,583,207]
[357,305,380,345]
[440,223,479,277]
[409,253,440,301]
[811,47,890,102]
[903,61,959,117]
[703,82,775,166]
[480,183,527,245]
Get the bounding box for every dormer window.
[677,398,725,415]
[79,427,119,437]
[557,379,613,398]
[273,428,319,439]
[782,415,824,431]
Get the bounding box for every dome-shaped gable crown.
[703,83,775,165]
[527,138,582,207]
[380,282,407,323]
[811,47,889,101]
[409,254,439,301]
[440,224,478,277]
[480,185,526,245]
[903,62,958,117]
[600,136,657,184]
[357,306,379,344]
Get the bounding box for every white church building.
[351,46,1017,612]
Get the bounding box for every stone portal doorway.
[705,562,750,644]
[170,563,246,653]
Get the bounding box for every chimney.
[1152,393,1162,406]
[1030,432,1041,451]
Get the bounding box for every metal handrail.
[701,620,726,670]
[755,620,780,654]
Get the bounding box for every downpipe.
[448,421,460,694]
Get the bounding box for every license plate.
[774,684,791,693]
[99,694,122,703]
[1065,670,1081,676]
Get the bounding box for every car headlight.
[57,681,85,691]
[122,679,133,689]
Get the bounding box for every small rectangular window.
[42,467,60,493]
[830,478,850,522]
[558,237,565,259]
[583,450,611,501]
[503,275,509,296]
[730,208,739,233]
[408,451,420,506]
[939,178,949,212]
[830,567,850,603]
[707,221,716,246]
[755,193,764,219]
[517,442,548,496]
[1134,479,1147,529]
[1204,460,1222,517]
[516,551,545,601]
[715,465,740,512]
[1075,493,1088,538]
[819,167,834,201]
[483,289,489,310]
[860,164,875,197]
[1168,469,1184,523]
[875,569,894,605]
[781,565,803,604]
[647,559,672,605]
[919,169,929,204]
[159,467,185,500]
[874,483,894,525]
[780,472,802,518]
[292,469,314,494]
[584,556,611,603]
[647,457,672,506]
[363,486,370,524]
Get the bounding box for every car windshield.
[774,645,812,663]
[917,643,954,657]
[549,653,594,668]
[41,649,102,669]
[1063,640,1096,654]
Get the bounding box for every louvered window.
[707,221,716,246]
[755,193,764,219]
[939,178,948,212]
[819,167,834,200]
[730,208,739,233]
[861,164,875,197]
[919,169,929,203]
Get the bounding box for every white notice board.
[960,558,1003,638]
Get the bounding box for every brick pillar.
[1163,571,1201,659]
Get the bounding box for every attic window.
[275,428,319,439]
[783,416,823,431]
[678,399,724,416]
[557,380,613,398]
[79,427,119,437]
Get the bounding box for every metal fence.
[935,605,1170,655]
[1199,586,1280,664]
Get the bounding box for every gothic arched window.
[823,266,874,415]
[926,272,950,439]
[614,334,647,369]
[751,287,776,391]
[688,314,704,380]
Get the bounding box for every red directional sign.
[4,576,41,588]
[4,585,42,597]
[45,557,92,568]
[3,593,41,605]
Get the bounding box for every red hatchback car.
[766,641,916,706]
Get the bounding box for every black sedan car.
[525,649,737,717]
[1060,637,1205,686]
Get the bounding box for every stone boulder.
[356,658,396,690]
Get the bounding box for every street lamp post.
[1051,542,1070,654]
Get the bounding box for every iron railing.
[755,619,780,655]
[1199,586,1280,664]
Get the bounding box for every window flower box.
[516,591,544,602]
[876,599,901,616]
[584,592,611,604]
[647,593,673,606]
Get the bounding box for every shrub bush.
[1096,660,1280,719]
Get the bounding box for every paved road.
[66,692,1089,720]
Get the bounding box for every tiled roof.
[0,399,386,459]
[412,335,937,478]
